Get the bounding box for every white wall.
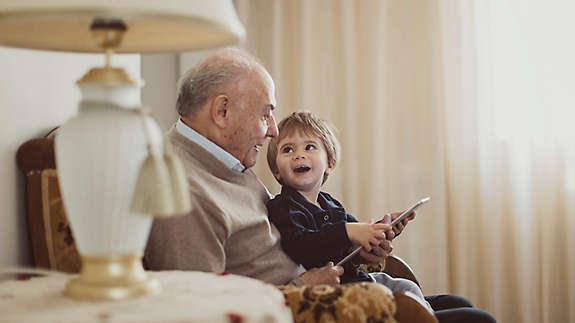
[141,54,179,131]
[0,48,140,269]
[141,51,213,132]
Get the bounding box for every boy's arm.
[267,201,352,267]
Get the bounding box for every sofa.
[16,135,437,323]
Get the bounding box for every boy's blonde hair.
[267,111,340,185]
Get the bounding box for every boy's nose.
[294,154,306,160]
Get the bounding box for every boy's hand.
[345,223,390,251]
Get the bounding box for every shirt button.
[323,215,329,221]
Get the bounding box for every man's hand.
[299,262,344,285]
[387,211,416,239]
[355,239,393,264]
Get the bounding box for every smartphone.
[389,196,430,227]
[335,196,431,267]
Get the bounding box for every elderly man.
[144,48,353,285]
[144,48,495,323]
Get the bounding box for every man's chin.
[243,162,255,169]
[242,153,258,169]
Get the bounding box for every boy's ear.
[273,169,282,182]
[325,161,336,174]
[210,94,230,128]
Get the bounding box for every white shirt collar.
[176,118,246,172]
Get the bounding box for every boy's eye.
[305,144,317,151]
[281,147,293,153]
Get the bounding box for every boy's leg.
[425,294,497,323]
[425,294,473,310]
[369,272,434,314]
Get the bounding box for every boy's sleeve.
[346,213,360,223]
[267,198,353,268]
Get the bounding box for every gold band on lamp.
[77,25,135,85]
[64,254,160,301]
[78,66,135,84]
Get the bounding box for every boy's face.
[273,131,333,195]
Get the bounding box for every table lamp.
[0,0,245,300]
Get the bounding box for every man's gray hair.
[176,48,263,117]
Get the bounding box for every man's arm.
[145,194,229,272]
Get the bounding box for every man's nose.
[266,115,279,138]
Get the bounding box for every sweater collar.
[176,118,246,172]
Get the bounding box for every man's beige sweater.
[145,127,302,285]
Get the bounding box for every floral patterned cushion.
[278,283,397,323]
[358,262,386,274]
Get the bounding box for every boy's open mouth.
[293,166,311,173]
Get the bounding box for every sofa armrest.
[382,255,421,289]
[358,255,421,289]
[393,292,438,323]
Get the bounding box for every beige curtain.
[235,1,575,322]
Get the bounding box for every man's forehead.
[233,65,276,108]
[261,74,277,108]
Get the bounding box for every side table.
[0,271,293,323]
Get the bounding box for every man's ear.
[210,94,230,128]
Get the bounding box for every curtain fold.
[236,1,575,322]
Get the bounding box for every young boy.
[266,111,432,312]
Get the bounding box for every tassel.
[131,144,175,215]
[131,108,191,216]
[163,150,191,214]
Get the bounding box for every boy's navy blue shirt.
[267,185,373,283]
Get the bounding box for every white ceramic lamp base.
[56,80,162,300]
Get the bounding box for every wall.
[141,54,179,131]
[0,48,139,270]
[141,51,214,132]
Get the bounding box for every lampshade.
[0,0,244,300]
[0,0,245,53]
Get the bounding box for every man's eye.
[282,147,293,153]
[306,144,317,150]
